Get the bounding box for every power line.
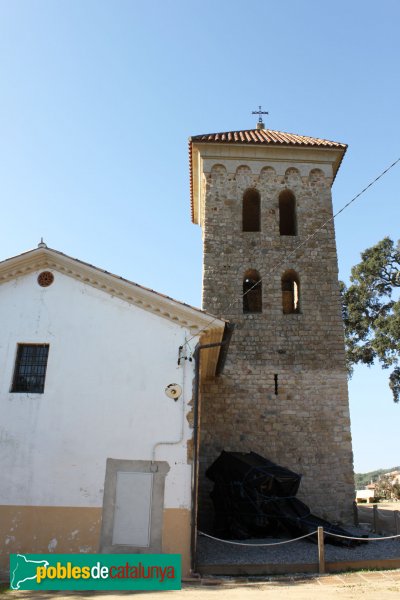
[184,156,400,347]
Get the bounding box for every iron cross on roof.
[252,105,268,127]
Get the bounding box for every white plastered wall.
[0,271,197,510]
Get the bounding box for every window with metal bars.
[11,344,50,393]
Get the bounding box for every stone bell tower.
[189,119,355,526]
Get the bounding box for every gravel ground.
[197,527,400,565]
[7,573,400,600]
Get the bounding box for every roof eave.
[0,246,227,336]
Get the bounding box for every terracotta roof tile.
[190,128,346,149]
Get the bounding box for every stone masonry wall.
[198,159,355,529]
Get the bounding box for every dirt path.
[5,571,400,600]
[357,502,400,513]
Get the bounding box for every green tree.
[341,237,400,402]
[392,481,400,500]
[374,475,394,500]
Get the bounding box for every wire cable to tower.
[183,156,400,348]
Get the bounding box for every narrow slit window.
[279,190,297,236]
[243,269,262,313]
[282,271,300,314]
[11,344,50,393]
[242,189,260,232]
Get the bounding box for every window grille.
[11,344,49,393]
[37,271,54,287]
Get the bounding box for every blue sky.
[0,0,399,473]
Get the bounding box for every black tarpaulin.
[206,451,360,546]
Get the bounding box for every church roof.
[0,245,226,337]
[190,128,347,148]
[0,244,230,378]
